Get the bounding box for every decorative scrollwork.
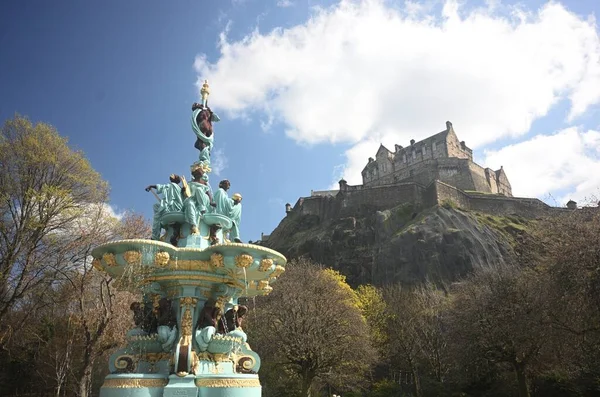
[236,355,257,373]
[114,355,137,373]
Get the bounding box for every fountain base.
[98,373,261,397]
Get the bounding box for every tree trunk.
[78,363,93,397]
[513,362,530,397]
[301,369,313,397]
[412,367,423,397]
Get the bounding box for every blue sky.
[1,0,600,241]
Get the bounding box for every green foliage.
[441,199,457,209]
[356,284,388,350]
[367,379,404,397]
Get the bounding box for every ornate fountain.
[92,84,286,397]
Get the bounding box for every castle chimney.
[446,121,453,131]
[339,178,348,191]
[285,203,292,214]
[410,139,415,146]
[368,157,374,163]
[460,140,466,149]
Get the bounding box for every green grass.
[473,212,530,242]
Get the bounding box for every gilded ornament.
[102,253,117,267]
[143,352,171,363]
[123,250,142,265]
[195,378,261,388]
[154,251,170,267]
[169,259,211,271]
[101,378,168,388]
[257,280,270,290]
[262,286,273,294]
[211,253,224,268]
[180,296,198,306]
[271,265,286,278]
[234,254,253,268]
[258,258,273,272]
[92,258,103,271]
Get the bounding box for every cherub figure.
[145,174,183,240]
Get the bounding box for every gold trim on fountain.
[101,378,168,388]
[195,378,261,388]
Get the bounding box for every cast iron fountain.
[92,83,286,397]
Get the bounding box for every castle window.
[412,151,416,160]
[433,141,437,151]
[422,147,426,156]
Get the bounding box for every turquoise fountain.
[91,84,286,397]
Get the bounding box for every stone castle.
[361,121,512,196]
[265,121,564,236]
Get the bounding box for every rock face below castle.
[362,121,512,196]
[264,204,527,287]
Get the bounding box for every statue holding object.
[191,102,220,169]
[183,166,213,235]
[145,174,184,240]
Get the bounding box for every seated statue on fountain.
[183,165,213,235]
[145,174,184,241]
[212,180,243,243]
[195,299,221,352]
[219,304,249,343]
[156,297,178,352]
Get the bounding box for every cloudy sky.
[1,0,599,240]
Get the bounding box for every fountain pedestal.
[93,234,285,397]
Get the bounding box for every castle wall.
[339,182,424,217]
[467,194,550,217]
[431,180,471,208]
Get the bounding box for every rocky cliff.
[263,203,529,287]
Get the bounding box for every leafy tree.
[247,258,377,397]
[0,115,108,324]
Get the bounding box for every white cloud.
[483,127,600,205]
[194,0,600,193]
[277,0,294,7]
[211,148,229,177]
